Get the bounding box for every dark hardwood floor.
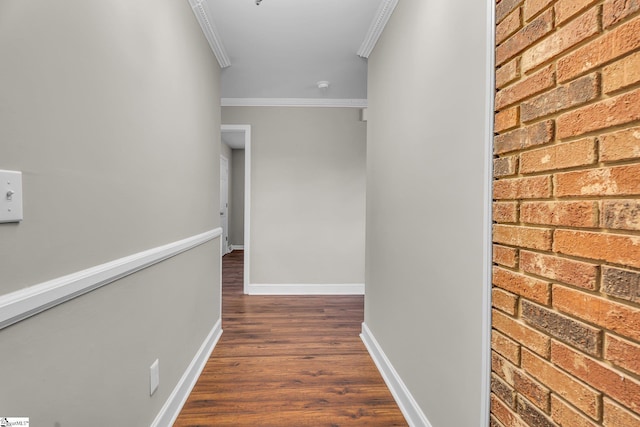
[174,250,408,426]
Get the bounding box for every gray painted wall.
[230,149,245,246]
[222,107,366,285]
[0,0,222,424]
[365,0,491,426]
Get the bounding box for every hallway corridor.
[174,250,407,426]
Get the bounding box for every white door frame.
[221,124,251,295]
[220,154,230,256]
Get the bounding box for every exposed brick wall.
[492,1,640,426]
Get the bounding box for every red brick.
[558,15,640,82]
[493,288,519,315]
[557,87,640,138]
[521,349,601,418]
[552,340,640,414]
[523,0,553,21]
[605,333,640,376]
[493,266,551,304]
[490,414,504,427]
[603,0,640,29]
[494,176,552,199]
[496,58,521,89]
[603,397,640,427]
[520,138,597,173]
[496,65,555,109]
[517,395,554,427]
[522,8,601,72]
[497,9,553,65]
[493,310,551,357]
[493,224,553,251]
[602,265,640,303]
[603,50,640,93]
[497,8,522,44]
[492,374,516,408]
[497,0,524,24]
[520,250,599,289]
[522,300,602,355]
[493,245,519,269]
[495,107,519,133]
[555,0,599,25]
[520,200,598,228]
[493,201,518,222]
[553,229,640,269]
[554,164,640,197]
[493,377,515,409]
[553,284,640,341]
[493,350,517,384]
[491,2,640,422]
[521,74,600,123]
[601,200,640,231]
[513,369,551,411]
[599,126,640,162]
[491,393,528,427]
[551,395,599,427]
[493,329,522,364]
[494,156,518,178]
[494,120,554,154]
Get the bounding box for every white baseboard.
[151,319,223,427]
[247,283,365,295]
[0,228,222,330]
[230,245,244,251]
[360,323,431,427]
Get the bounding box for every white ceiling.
[203,0,382,100]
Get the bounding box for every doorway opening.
[220,155,229,255]
[221,124,251,295]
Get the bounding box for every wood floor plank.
[173,250,407,426]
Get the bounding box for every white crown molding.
[247,283,365,295]
[0,228,222,330]
[221,98,368,108]
[361,323,432,427]
[357,0,399,58]
[151,319,223,427]
[188,0,231,68]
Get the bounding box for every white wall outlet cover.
[150,359,160,396]
[0,170,23,223]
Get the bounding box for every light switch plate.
[0,170,23,223]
